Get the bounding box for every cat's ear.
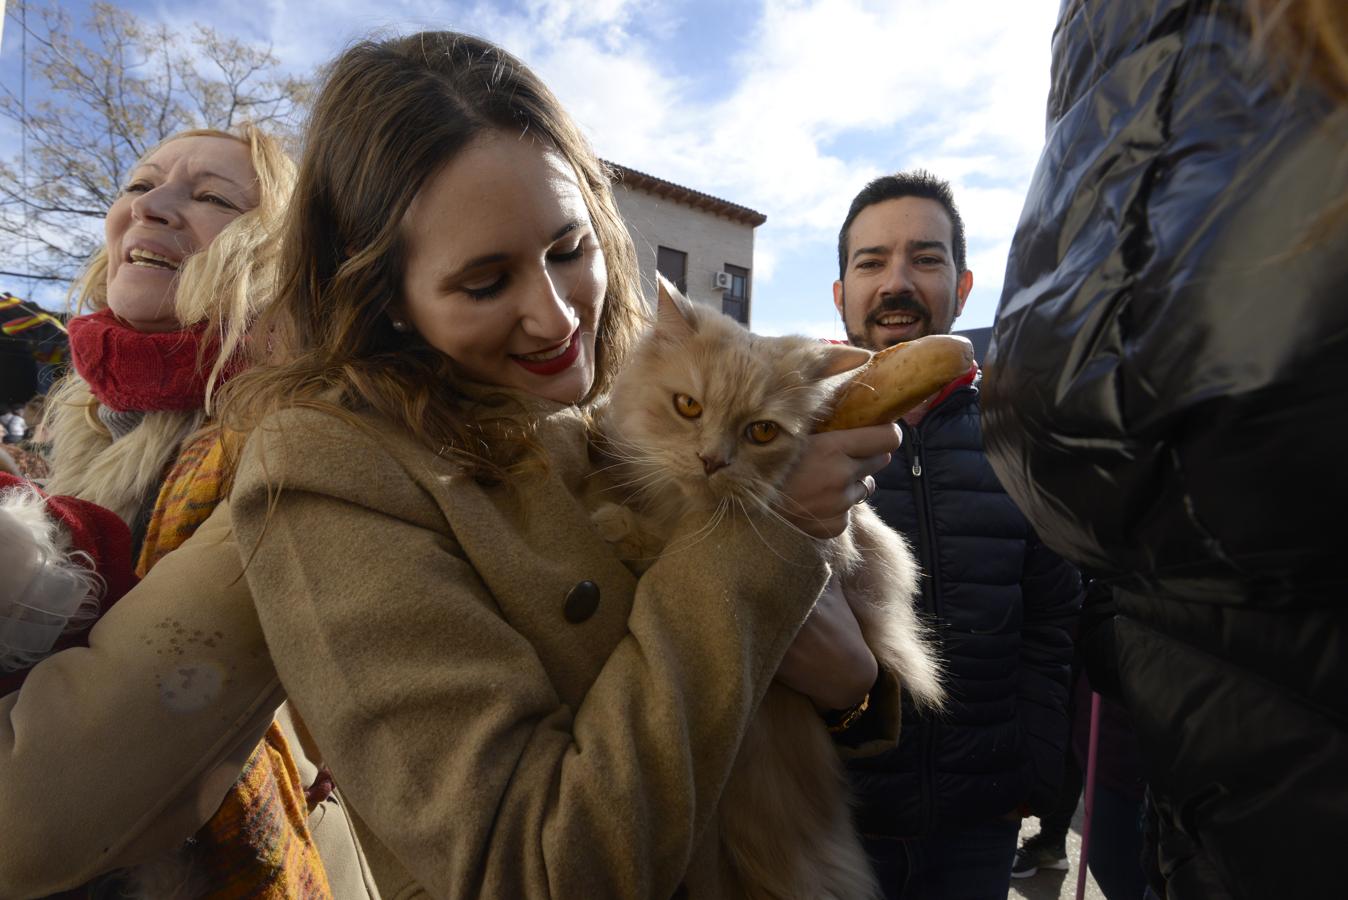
[656,274,696,339]
[814,342,873,379]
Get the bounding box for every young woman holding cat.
[223,32,902,898]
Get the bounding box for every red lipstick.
[510,327,581,376]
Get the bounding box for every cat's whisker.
[730,495,800,565]
[769,492,832,533]
[743,491,822,545]
[589,435,659,466]
[657,498,731,560]
[610,467,669,493]
[603,445,650,464]
[585,458,638,479]
[615,464,678,495]
[621,480,673,509]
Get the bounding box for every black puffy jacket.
[985,2,1348,897]
[847,377,1081,839]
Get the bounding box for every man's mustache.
[865,293,929,327]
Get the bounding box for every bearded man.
[834,171,1082,899]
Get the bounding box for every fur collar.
[43,376,204,526]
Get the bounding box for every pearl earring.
[391,318,408,332]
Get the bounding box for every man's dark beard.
[842,290,940,350]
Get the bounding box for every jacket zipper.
[904,421,942,836]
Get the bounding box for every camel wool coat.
[230,395,848,899]
[0,501,379,898]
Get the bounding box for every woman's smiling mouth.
[510,326,581,376]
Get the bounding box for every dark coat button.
[563,580,600,623]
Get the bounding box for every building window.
[657,246,687,295]
[721,264,749,324]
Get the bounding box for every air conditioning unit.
[712,271,732,290]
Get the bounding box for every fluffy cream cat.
[587,276,944,900]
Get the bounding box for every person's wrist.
[822,646,879,710]
[819,660,880,719]
[809,669,875,712]
[822,692,870,734]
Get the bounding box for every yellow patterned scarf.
[137,428,333,899]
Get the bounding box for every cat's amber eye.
[673,393,703,419]
[746,421,779,444]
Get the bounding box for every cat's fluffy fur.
[587,277,944,900]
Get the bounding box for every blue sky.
[1,0,1061,340]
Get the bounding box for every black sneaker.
[1011,832,1069,878]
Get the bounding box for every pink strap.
[1076,691,1103,900]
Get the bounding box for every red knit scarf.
[67,308,239,412]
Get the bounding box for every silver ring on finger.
[855,475,877,504]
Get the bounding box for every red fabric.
[929,363,979,410]
[0,473,138,693]
[901,363,979,427]
[67,308,241,412]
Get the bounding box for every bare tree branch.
[0,1,310,286]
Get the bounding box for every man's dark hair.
[837,169,966,279]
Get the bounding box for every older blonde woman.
[0,127,368,898]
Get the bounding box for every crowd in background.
[0,1,1342,898]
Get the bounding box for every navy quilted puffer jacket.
[983,2,1348,895]
[847,377,1081,839]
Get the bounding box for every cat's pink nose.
[700,454,728,475]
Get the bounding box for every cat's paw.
[591,502,638,544]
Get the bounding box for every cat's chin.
[677,482,716,504]
[663,478,722,510]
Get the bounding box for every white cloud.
[754,242,779,284]
[460,0,1059,335]
[67,0,1060,333]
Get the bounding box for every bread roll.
[819,335,974,431]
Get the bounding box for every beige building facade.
[608,163,766,327]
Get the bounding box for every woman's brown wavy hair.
[219,32,645,482]
[1250,0,1348,103]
